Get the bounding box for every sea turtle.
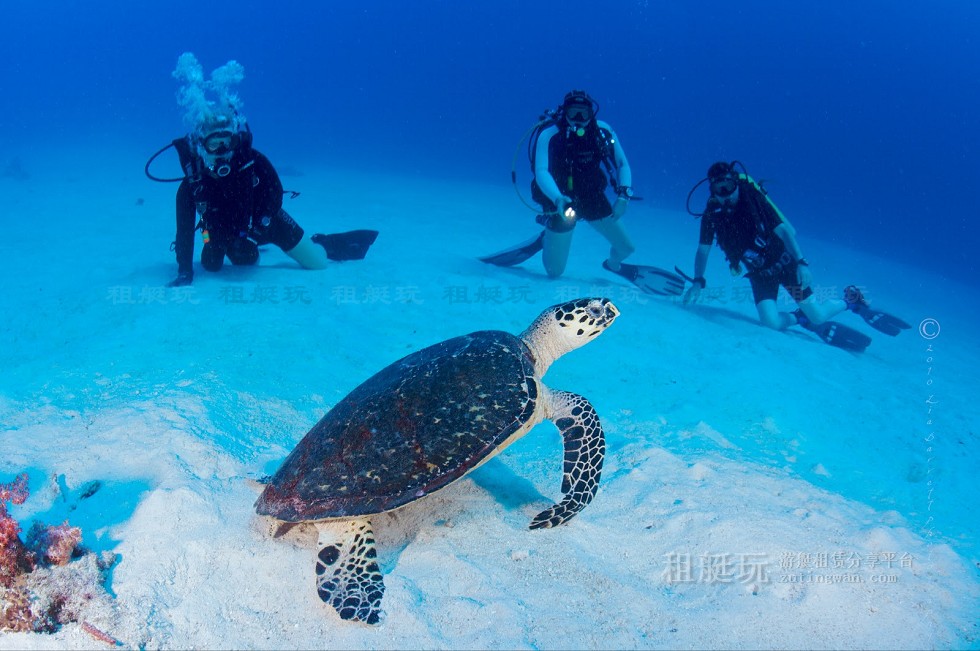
[254,297,619,624]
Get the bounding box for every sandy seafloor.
[1,147,978,649]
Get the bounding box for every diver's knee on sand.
[756,300,790,331]
[200,243,225,272]
[228,238,259,266]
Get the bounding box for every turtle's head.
[521,297,619,374]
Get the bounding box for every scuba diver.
[680,161,910,352]
[146,53,376,288]
[480,90,684,296]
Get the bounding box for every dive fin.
[794,310,871,353]
[850,305,911,336]
[674,266,696,284]
[843,284,910,336]
[479,231,545,267]
[603,260,686,296]
[311,230,379,261]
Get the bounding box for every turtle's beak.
[588,297,619,327]
[603,299,620,321]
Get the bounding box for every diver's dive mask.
[197,129,242,177]
[562,90,597,137]
[565,104,593,127]
[710,176,738,199]
[707,160,740,202]
[706,174,739,216]
[203,130,240,155]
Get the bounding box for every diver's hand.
[612,196,629,219]
[167,270,193,287]
[553,195,577,230]
[683,284,702,305]
[796,264,812,289]
[555,195,574,217]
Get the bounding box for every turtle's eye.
[587,304,604,319]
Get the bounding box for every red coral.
[0,473,116,637]
[27,522,83,566]
[1,522,32,588]
[0,474,29,512]
[1,585,36,632]
[1,474,33,588]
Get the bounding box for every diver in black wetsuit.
[682,161,910,351]
[155,53,376,288]
[158,119,377,288]
[165,121,320,287]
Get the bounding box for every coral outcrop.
[0,473,118,637]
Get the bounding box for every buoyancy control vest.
[550,121,607,166]
[530,119,619,198]
[172,133,261,237]
[707,174,789,274]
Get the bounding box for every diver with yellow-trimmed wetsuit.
[681,161,910,352]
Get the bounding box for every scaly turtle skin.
[255,297,619,625]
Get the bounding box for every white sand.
[1,154,977,649]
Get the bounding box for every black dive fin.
[795,311,871,353]
[603,260,686,296]
[674,266,696,284]
[843,285,910,336]
[851,304,911,337]
[479,231,545,267]
[311,230,379,261]
[810,321,872,352]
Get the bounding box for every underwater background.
[2,0,978,292]
[1,1,978,648]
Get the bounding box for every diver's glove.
[167,270,193,287]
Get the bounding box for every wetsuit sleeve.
[174,180,196,274]
[533,126,564,203]
[698,212,716,246]
[600,121,632,189]
[252,151,284,218]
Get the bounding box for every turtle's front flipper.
[531,389,606,529]
[314,519,385,625]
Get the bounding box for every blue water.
[1,0,977,288]
[1,4,979,641]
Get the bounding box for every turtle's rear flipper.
[314,519,385,625]
[530,389,606,530]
